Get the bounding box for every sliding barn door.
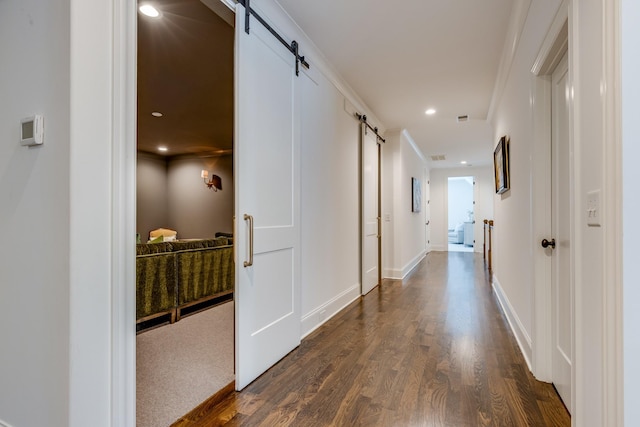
[361,124,380,295]
[234,3,301,390]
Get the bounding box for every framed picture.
[411,177,421,212]
[493,136,510,194]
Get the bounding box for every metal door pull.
[244,214,254,267]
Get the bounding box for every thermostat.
[20,115,44,146]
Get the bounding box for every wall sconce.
[201,170,222,191]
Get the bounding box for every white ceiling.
[275,0,513,168]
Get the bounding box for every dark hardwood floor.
[173,252,570,426]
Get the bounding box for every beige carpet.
[137,302,235,427]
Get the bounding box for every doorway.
[447,176,474,253]
[135,1,236,425]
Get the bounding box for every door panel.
[551,51,572,412]
[362,126,379,295]
[235,4,301,390]
[425,172,430,251]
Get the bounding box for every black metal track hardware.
[238,0,310,76]
[355,113,386,143]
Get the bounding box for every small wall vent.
[430,154,446,161]
[457,115,469,122]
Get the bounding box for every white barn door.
[361,125,380,295]
[234,4,301,390]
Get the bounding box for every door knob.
[541,238,556,249]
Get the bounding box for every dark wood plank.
[177,252,570,426]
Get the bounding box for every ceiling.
[138,0,513,168]
[276,0,513,168]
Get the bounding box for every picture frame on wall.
[411,177,421,212]
[493,136,510,194]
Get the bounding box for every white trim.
[383,251,426,280]
[0,420,14,427]
[301,284,360,339]
[568,2,582,423]
[602,0,623,425]
[531,5,569,76]
[529,0,568,383]
[401,129,427,164]
[492,275,533,370]
[110,0,137,425]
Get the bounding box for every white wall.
[382,130,428,279]
[622,1,640,423]
[430,167,494,252]
[0,1,71,426]
[491,0,625,424]
[299,68,361,336]
[489,0,562,368]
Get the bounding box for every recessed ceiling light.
[460,160,467,164]
[151,111,163,117]
[425,108,436,115]
[158,146,168,152]
[139,4,160,18]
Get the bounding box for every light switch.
[586,190,601,227]
[384,214,391,222]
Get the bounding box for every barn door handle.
[541,238,556,249]
[244,214,254,267]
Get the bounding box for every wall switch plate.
[586,190,601,227]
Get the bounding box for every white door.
[550,51,572,412]
[235,4,301,390]
[424,171,430,252]
[361,125,379,295]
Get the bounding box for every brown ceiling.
[137,0,234,157]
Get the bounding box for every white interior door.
[424,171,430,251]
[550,51,572,412]
[361,125,379,295]
[235,4,301,390]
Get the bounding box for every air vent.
[430,154,446,161]
[457,115,469,122]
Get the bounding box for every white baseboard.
[402,251,426,278]
[383,269,403,280]
[0,420,14,427]
[492,275,533,370]
[431,244,446,252]
[384,251,426,280]
[301,284,360,339]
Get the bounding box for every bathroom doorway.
[447,176,474,252]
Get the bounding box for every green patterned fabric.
[136,251,177,320]
[135,238,234,321]
[137,241,172,255]
[177,245,234,305]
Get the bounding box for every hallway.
[174,252,569,426]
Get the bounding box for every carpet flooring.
[137,301,234,427]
